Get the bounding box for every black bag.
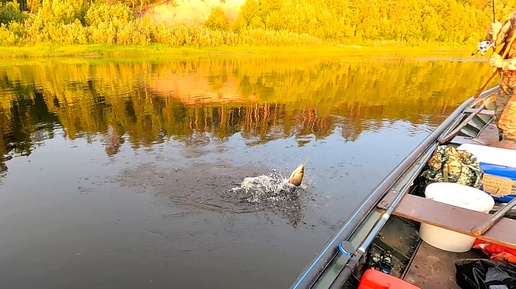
[456,259,516,289]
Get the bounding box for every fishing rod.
[473,0,497,56]
[492,0,496,22]
[439,19,516,144]
[440,10,516,144]
[472,196,516,236]
[328,178,420,289]
[472,17,516,100]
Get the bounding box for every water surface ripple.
[0,54,492,289]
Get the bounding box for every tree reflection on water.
[0,55,493,175]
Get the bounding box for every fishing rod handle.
[472,197,516,236]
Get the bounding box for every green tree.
[0,0,23,25]
[232,0,260,31]
[205,6,231,31]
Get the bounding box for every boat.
[290,85,516,289]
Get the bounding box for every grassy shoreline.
[0,43,476,59]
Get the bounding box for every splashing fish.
[234,159,308,204]
[288,159,307,187]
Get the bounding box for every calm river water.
[0,52,495,289]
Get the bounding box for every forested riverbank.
[0,0,513,51]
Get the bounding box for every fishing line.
[491,0,496,23]
[492,0,496,22]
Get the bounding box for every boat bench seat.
[464,108,495,116]
[390,193,516,249]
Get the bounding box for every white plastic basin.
[419,182,495,252]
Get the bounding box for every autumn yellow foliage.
[0,0,514,46]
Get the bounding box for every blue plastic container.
[480,162,516,203]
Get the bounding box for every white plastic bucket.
[419,182,495,252]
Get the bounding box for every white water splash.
[231,171,301,204]
[221,170,307,227]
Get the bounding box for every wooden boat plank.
[392,193,516,249]
[450,136,488,146]
[464,108,495,116]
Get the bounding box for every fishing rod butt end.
[471,228,483,236]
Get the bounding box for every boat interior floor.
[451,122,516,149]
[404,241,485,289]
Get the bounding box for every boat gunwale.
[289,86,500,289]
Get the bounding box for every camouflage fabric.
[490,11,516,66]
[487,12,516,140]
[495,75,516,141]
[421,145,483,188]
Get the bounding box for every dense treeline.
[0,0,515,47]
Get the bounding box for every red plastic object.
[473,239,516,263]
[358,269,421,289]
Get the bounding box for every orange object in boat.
[473,239,516,263]
[358,269,421,289]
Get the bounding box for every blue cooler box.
[479,162,516,203]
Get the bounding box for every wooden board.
[464,108,495,116]
[450,136,489,146]
[393,193,516,249]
